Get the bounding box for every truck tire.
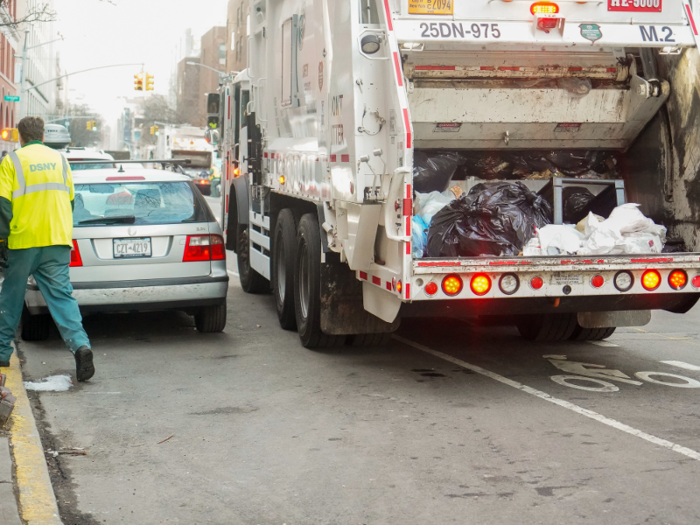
[272,209,297,330]
[294,213,346,349]
[346,333,393,347]
[516,313,577,342]
[195,302,227,333]
[237,224,269,294]
[21,309,51,341]
[570,325,616,341]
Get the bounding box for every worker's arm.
[64,154,74,213]
[0,155,13,240]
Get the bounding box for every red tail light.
[642,270,661,291]
[530,276,544,290]
[183,235,226,262]
[692,275,700,289]
[70,240,83,267]
[669,270,688,290]
[442,274,463,296]
[470,274,492,296]
[591,275,605,288]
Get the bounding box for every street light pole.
[186,61,226,79]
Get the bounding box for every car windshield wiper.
[78,215,136,225]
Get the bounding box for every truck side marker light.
[531,2,559,14]
[279,175,286,184]
[425,282,438,296]
[396,280,403,294]
[642,270,661,291]
[499,273,519,295]
[470,274,492,296]
[614,271,634,292]
[591,275,605,288]
[530,276,544,290]
[692,275,700,289]
[669,270,688,290]
[442,275,463,296]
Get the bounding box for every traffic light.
[86,121,92,130]
[134,72,144,91]
[145,73,154,91]
[206,93,221,131]
[149,125,159,136]
[86,120,98,131]
[0,128,18,142]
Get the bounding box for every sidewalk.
[2,349,63,525]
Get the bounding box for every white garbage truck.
[217,0,700,347]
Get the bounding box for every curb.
[5,348,63,524]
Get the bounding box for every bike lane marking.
[393,335,700,462]
[661,360,700,372]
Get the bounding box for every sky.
[52,0,229,122]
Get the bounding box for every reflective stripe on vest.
[10,150,70,199]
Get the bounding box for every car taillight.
[183,235,226,262]
[70,240,83,267]
[669,270,688,290]
[530,276,544,290]
[591,275,605,288]
[642,270,661,291]
[470,274,492,296]
[531,1,559,14]
[442,275,463,296]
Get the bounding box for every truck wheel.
[272,209,297,330]
[294,213,346,349]
[570,325,616,341]
[346,333,393,347]
[516,313,577,342]
[237,224,269,294]
[21,308,51,341]
[195,302,227,333]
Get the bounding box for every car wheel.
[195,302,227,333]
[272,209,297,330]
[21,308,52,341]
[294,213,345,349]
[516,313,577,342]
[236,224,269,294]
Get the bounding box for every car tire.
[516,313,578,342]
[20,308,52,341]
[294,213,345,349]
[272,209,297,330]
[195,302,227,333]
[236,224,269,294]
[570,325,616,341]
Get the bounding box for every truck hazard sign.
[409,0,454,15]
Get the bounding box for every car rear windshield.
[70,160,114,171]
[73,181,209,227]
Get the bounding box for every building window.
[219,43,226,65]
[231,32,235,50]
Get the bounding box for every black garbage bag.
[563,187,595,224]
[413,151,465,193]
[427,182,552,258]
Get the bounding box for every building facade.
[226,0,249,75]
[0,0,19,138]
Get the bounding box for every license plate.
[409,0,453,15]
[608,0,662,13]
[550,273,583,285]
[113,238,152,259]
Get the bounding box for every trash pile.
[524,204,667,256]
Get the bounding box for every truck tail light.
[692,275,700,289]
[668,270,688,290]
[591,275,605,288]
[642,270,661,291]
[470,274,492,296]
[442,275,463,296]
[70,240,83,267]
[530,276,544,290]
[499,273,520,295]
[183,235,227,262]
[531,1,559,14]
[614,271,634,292]
[425,282,438,296]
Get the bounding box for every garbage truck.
[216,0,700,347]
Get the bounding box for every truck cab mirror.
[205,129,220,146]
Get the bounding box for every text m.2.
[640,25,675,42]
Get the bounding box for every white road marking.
[588,340,619,347]
[634,372,700,389]
[227,270,239,277]
[661,360,700,372]
[394,335,700,462]
[546,356,643,386]
[550,375,619,393]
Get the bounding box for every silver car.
[21,168,229,339]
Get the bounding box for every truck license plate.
[409,0,454,15]
[113,238,152,259]
[550,273,583,285]
[608,0,662,13]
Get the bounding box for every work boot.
[74,346,95,382]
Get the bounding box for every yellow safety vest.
[0,143,74,249]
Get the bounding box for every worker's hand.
[0,240,7,269]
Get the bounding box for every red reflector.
[480,66,495,71]
[568,67,583,72]
[693,275,700,289]
[530,276,544,290]
[403,198,413,216]
[470,274,492,296]
[591,275,605,288]
[183,235,226,262]
[607,68,618,72]
[425,282,438,296]
[538,17,559,29]
[105,176,145,181]
[642,270,661,291]
[70,240,83,267]
[669,270,687,290]
[498,67,520,71]
[442,274,463,296]
[531,1,559,14]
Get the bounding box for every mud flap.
[320,253,400,335]
[578,310,651,329]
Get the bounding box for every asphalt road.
[16,197,700,524]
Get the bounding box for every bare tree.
[65,104,103,148]
[139,95,180,147]
[0,1,55,28]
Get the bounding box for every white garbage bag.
[523,225,584,256]
[415,190,454,225]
